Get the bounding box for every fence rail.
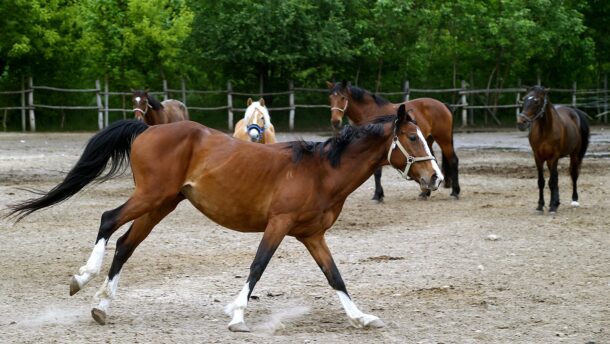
[1,77,608,132]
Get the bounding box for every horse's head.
[132,89,151,121]
[388,104,443,192]
[517,86,548,131]
[327,80,350,133]
[244,98,271,143]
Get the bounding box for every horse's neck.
[325,129,391,198]
[347,99,395,124]
[147,109,167,125]
[535,102,557,131]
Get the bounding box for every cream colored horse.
[233,98,276,143]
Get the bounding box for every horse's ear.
[130,88,135,93]
[341,79,348,89]
[397,104,407,122]
[259,98,265,107]
[326,81,334,89]
[247,98,253,106]
[397,104,413,123]
[144,87,149,93]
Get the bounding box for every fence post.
[96,80,103,130]
[163,80,168,100]
[289,80,295,131]
[181,78,187,105]
[227,80,234,130]
[572,81,577,107]
[104,77,109,127]
[28,77,35,132]
[460,80,468,127]
[604,73,608,123]
[403,80,410,102]
[21,78,26,131]
[516,78,522,120]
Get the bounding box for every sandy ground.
[0,127,609,343]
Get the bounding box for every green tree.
[76,0,194,88]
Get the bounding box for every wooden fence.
[1,77,608,132]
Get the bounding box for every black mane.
[290,115,396,167]
[329,82,390,107]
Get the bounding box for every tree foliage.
[0,0,608,127]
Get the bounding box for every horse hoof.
[91,308,106,325]
[228,322,250,332]
[571,201,580,208]
[450,194,459,200]
[418,195,429,201]
[365,318,386,328]
[69,276,81,296]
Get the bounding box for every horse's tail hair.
[6,120,149,222]
[573,108,590,160]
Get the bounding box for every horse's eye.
[408,134,417,141]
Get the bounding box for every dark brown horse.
[517,86,590,213]
[132,89,189,125]
[7,105,441,332]
[327,81,459,201]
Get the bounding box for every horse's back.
[161,99,189,122]
[405,98,453,141]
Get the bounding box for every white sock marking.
[74,239,106,288]
[226,283,250,326]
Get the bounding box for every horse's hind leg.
[569,154,582,207]
[70,199,152,296]
[297,233,384,329]
[91,195,183,325]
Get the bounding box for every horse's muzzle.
[420,173,442,191]
[516,113,530,131]
[331,119,342,132]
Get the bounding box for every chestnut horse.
[327,81,459,201]
[132,89,189,125]
[517,86,590,213]
[7,105,442,332]
[233,98,277,143]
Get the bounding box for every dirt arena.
[1,127,609,343]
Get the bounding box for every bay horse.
[7,104,442,332]
[233,98,277,143]
[327,81,460,201]
[517,86,590,213]
[132,89,189,125]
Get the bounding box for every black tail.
[573,108,590,160]
[7,120,148,221]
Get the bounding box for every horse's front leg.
[371,167,384,202]
[298,233,384,329]
[548,160,560,213]
[535,157,545,212]
[225,218,289,332]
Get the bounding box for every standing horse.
[132,89,189,125]
[233,98,277,143]
[7,105,442,332]
[517,86,590,213]
[327,81,460,201]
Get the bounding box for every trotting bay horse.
[132,89,189,125]
[327,81,459,201]
[233,98,277,143]
[517,86,590,213]
[7,104,442,332]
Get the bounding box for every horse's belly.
[180,183,268,232]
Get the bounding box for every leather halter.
[133,100,152,118]
[244,107,268,143]
[387,123,436,180]
[330,98,348,113]
[519,95,547,123]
